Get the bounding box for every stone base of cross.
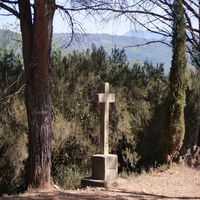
[81,82,118,187]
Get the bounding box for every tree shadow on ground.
[1,190,200,200]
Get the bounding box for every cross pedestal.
[81,82,118,187]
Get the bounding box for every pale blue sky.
[0,9,132,35]
[0,1,198,36]
[53,12,132,35]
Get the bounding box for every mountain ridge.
[0,29,172,72]
[53,32,172,72]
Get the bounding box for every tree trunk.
[165,0,187,156]
[197,127,200,146]
[19,0,55,189]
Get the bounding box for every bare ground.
[1,165,200,200]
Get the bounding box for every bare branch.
[1,73,23,95]
[0,2,19,18]
[124,39,172,48]
[0,84,25,101]
[1,0,18,3]
[56,3,172,21]
[184,0,200,19]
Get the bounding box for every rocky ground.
[1,165,200,200]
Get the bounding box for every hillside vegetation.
[0,45,199,194]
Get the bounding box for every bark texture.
[19,0,55,188]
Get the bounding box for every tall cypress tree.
[166,0,187,156]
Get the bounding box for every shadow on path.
[1,190,200,200]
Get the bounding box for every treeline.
[0,46,199,193]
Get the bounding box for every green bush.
[0,97,28,194]
[2,46,199,192]
[182,69,200,152]
[52,165,87,189]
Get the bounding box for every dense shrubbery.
[0,46,199,193]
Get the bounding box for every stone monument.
[81,82,118,187]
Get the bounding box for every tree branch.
[1,0,18,3]
[56,3,172,21]
[0,2,19,18]
[124,39,172,48]
[0,84,25,101]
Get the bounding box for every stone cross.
[98,82,115,154]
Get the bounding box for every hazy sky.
[53,12,132,35]
[0,1,198,36]
[0,9,132,35]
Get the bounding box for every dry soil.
[1,165,200,200]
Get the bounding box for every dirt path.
[1,165,200,200]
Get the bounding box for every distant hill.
[0,29,21,51]
[0,29,172,72]
[124,29,166,40]
[53,32,172,72]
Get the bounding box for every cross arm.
[98,93,115,103]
